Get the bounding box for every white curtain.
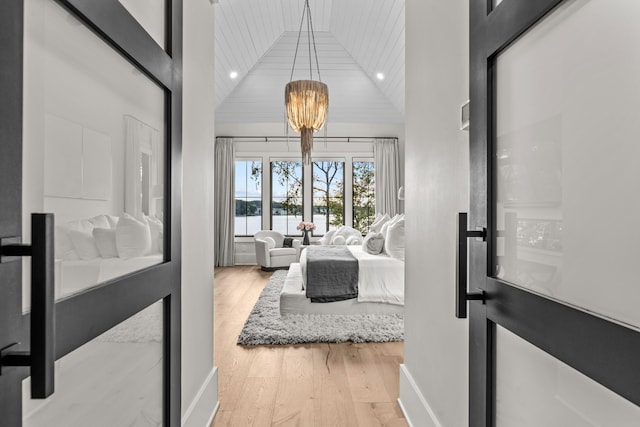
[374,138,400,216]
[214,137,235,266]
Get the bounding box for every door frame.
[0,0,182,425]
[468,0,640,425]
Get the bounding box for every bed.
[279,245,404,316]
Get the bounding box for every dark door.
[0,1,182,425]
[463,0,640,425]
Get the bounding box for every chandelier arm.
[307,0,322,82]
[290,1,308,82]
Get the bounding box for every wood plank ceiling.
[214,0,405,124]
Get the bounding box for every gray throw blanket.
[305,246,358,302]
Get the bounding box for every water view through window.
[234,160,262,236]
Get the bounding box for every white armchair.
[254,231,301,270]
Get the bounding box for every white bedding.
[57,254,163,298]
[299,245,404,305]
[280,263,404,316]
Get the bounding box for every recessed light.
[376,72,385,80]
[229,71,238,79]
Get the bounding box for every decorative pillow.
[331,235,346,245]
[68,229,100,260]
[328,226,362,245]
[54,226,80,260]
[146,216,163,254]
[116,213,151,259]
[263,236,276,250]
[93,227,118,258]
[369,213,390,233]
[380,214,403,237]
[55,219,94,260]
[319,229,336,245]
[362,232,385,255]
[88,214,110,229]
[384,218,405,261]
[379,219,392,237]
[345,235,362,245]
[105,214,119,229]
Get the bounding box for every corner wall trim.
[398,364,442,427]
[181,367,219,427]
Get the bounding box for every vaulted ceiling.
[214,0,405,124]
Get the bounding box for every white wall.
[400,1,469,426]
[181,1,218,425]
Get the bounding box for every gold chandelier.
[285,0,328,165]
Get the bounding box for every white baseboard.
[182,367,219,427]
[398,364,442,427]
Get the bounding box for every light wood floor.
[211,265,408,427]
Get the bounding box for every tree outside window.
[312,161,344,235]
[270,161,303,235]
[352,161,375,234]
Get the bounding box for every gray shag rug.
[237,270,404,345]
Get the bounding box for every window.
[353,160,375,234]
[235,160,262,236]
[238,156,377,238]
[271,160,303,235]
[312,161,344,235]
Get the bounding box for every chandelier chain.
[289,0,307,82]
[289,0,322,83]
[307,1,312,80]
[307,0,322,82]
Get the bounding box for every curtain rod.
[217,136,397,143]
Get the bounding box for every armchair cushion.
[263,236,276,249]
[270,247,297,257]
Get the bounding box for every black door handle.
[456,212,486,319]
[1,213,55,398]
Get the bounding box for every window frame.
[234,157,263,237]
[311,158,346,236]
[352,157,376,235]
[269,158,304,236]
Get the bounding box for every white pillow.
[55,219,94,260]
[319,229,336,245]
[384,218,405,261]
[369,213,390,233]
[116,214,151,259]
[380,220,392,238]
[146,216,163,254]
[88,214,110,229]
[380,214,403,237]
[55,226,79,260]
[93,227,118,258]
[345,235,362,245]
[68,229,100,260]
[332,235,346,245]
[362,232,385,254]
[105,215,119,229]
[263,236,276,249]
